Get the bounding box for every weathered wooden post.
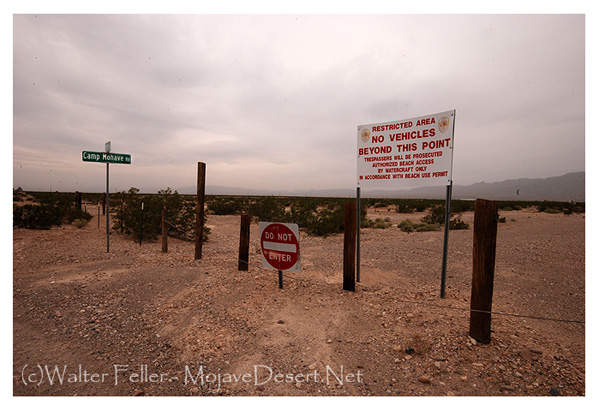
[162,207,168,253]
[343,202,357,292]
[238,213,250,271]
[195,162,206,260]
[75,191,82,211]
[469,198,499,344]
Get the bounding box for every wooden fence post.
[162,207,168,253]
[195,162,206,260]
[469,198,499,344]
[343,202,357,292]
[75,191,82,211]
[238,213,250,271]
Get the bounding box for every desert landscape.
[13,201,585,396]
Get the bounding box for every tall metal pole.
[441,110,457,298]
[356,186,361,283]
[440,181,452,298]
[106,162,110,253]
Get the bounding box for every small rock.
[530,348,543,355]
[405,355,413,360]
[256,385,265,392]
[392,345,402,352]
[515,371,523,377]
[326,339,333,344]
[469,337,477,345]
[472,363,484,367]
[418,376,431,384]
[405,346,415,355]
[500,385,515,392]
[309,363,317,370]
[434,362,441,369]
[295,382,302,389]
[447,391,455,396]
[549,387,560,396]
[133,389,144,396]
[277,320,285,324]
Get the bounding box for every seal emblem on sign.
[438,116,450,133]
[360,128,371,142]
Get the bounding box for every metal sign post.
[106,161,110,252]
[259,222,301,289]
[82,142,131,253]
[357,110,456,297]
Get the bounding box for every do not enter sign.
[259,222,301,272]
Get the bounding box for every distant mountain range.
[179,171,585,202]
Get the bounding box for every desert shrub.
[13,187,25,202]
[65,207,93,223]
[498,216,507,223]
[398,219,441,233]
[13,204,63,229]
[542,207,561,214]
[422,204,469,230]
[501,206,513,211]
[288,200,317,228]
[305,205,345,237]
[449,217,469,230]
[13,191,92,229]
[72,218,88,228]
[112,187,208,242]
[451,200,475,213]
[395,201,415,213]
[373,218,392,229]
[207,196,247,215]
[249,196,286,223]
[398,219,415,232]
[422,204,446,225]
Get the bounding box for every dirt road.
[13,207,585,396]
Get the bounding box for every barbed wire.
[390,298,585,325]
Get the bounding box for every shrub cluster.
[206,195,368,237]
[13,191,92,230]
[112,188,209,242]
[398,219,441,233]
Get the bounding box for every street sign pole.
[106,155,110,253]
[82,142,131,253]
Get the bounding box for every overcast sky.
[12,12,587,194]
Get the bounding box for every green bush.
[249,196,286,223]
[72,218,88,228]
[13,204,63,229]
[13,191,92,230]
[398,219,441,233]
[449,217,469,230]
[305,206,345,237]
[206,196,247,215]
[373,218,392,229]
[112,187,209,242]
[422,204,446,225]
[422,204,469,230]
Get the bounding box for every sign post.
[357,110,456,296]
[82,143,131,253]
[259,222,301,288]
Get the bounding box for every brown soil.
[13,206,585,396]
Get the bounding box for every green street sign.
[82,151,131,164]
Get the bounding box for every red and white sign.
[259,222,301,272]
[357,110,455,188]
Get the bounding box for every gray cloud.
[13,14,585,193]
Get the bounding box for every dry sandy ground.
[13,206,585,397]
